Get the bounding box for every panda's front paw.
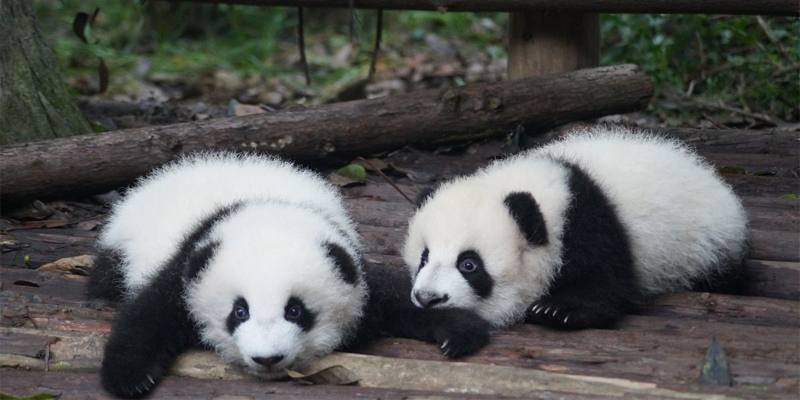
[100,338,166,399]
[433,310,491,358]
[101,357,163,399]
[526,299,616,330]
[527,301,573,328]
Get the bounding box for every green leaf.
[0,393,58,400]
[698,337,731,386]
[781,193,799,201]
[336,164,367,182]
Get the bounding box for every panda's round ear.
[503,192,548,246]
[414,186,437,209]
[325,242,360,285]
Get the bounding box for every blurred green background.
[33,1,799,124]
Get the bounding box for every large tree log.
[166,0,799,16]
[0,64,652,205]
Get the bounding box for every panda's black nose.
[252,355,285,367]
[414,291,449,308]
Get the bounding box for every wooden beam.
[0,64,652,205]
[163,0,800,16]
[508,12,599,79]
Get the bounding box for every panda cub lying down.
[404,126,748,330]
[88,153,491,398]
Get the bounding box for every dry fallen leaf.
[38,255,95,275]
[286,365,359,386]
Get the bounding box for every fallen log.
[167,0,799,16]
[0,64,652,205]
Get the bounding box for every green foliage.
[601,15,799,121]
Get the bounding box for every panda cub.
[403,126,748,330]
[89,153,490,399]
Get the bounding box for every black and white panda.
[88,153,490,399]
[403,126,748,330]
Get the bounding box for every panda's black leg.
[384,306,492,358]
[352,262,492,358]
[87,248,126,302]
[525,282,632,329]
[100,271,199,398]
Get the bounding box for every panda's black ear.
[415,186,437,209]
[183,241,221,280]
[325,242,359,285]
[504,192,548,246]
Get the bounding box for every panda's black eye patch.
[456,251,493,299]
[226,297,249,334]
[418,248,430,272]
[285,296,316,332]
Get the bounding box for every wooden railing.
[166,0,798,16]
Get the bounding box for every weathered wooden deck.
[1,126,798,399]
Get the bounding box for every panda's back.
[536,127,748,293]
[98,153,348,293]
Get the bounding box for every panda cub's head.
[185,202,367,377]
[402,158,568,328]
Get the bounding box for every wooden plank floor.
[1,126,798,399]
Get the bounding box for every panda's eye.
[285,304,303,321]
[234,305,249,320]
[458,258,479,273]
[419,248,430,271]
[226,297,250,333]
[284,296,316,331]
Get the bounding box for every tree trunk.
[0,64,653,205]
[0,0,91,145]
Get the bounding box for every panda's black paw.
[526,301,578,329]
[433,310,492,358]
[100,341,165,398]
[526,299,620,330]
[101,362,162,399]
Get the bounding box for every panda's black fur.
[524,162,638,329]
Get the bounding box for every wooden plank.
[750,229,800,262]
[0,369,525,400]
[165,0,800,16]
[663,128,799,156]
[744,260,800,300]
[2,328,793,399]
[2,269,798,393]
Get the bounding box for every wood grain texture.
[162,0,800,15]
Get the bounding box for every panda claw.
[147,374,156,385]
[563,316,569,324]
[440,339,449,350]
[544,306,551,315]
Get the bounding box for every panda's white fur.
[94,153,367,395]
[100,152,359,295]
[403,126,748,328]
